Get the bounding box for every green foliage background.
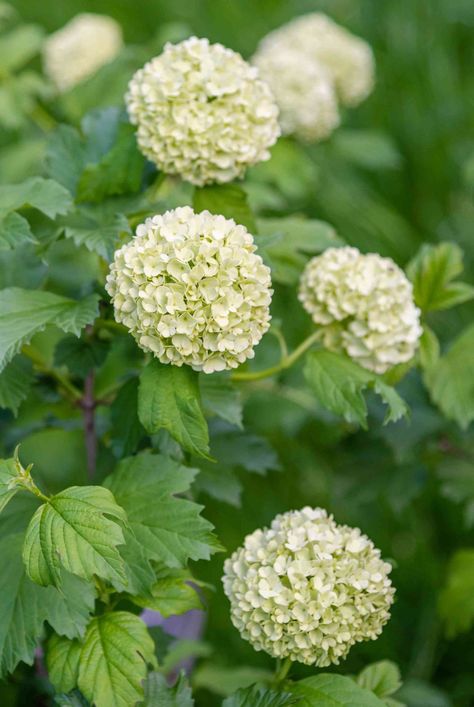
[1,1,474,706]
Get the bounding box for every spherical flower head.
[252,42,339,142]
[43,13,123,93]
[223,507,394,667]
[255,13,374,110]
[299,247,422,374]
[125,37,280,186]
[106,207,273,373]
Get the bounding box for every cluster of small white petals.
[43,14,123,93]
[252,13,374,141]
[299,247,422,374]
[223,507,394,667]
[125,37,280,186]
[106,207,272,373]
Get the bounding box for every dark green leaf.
[193,183,256,232]
[45,125,86,194]
[63,210,130,260]
[143,672,194,707]
[439,549,474,637]
[54,335,108,378]
[290,674,386,706]
[223,684,297,707]
[110,378,145,458]
[0,356,34,414]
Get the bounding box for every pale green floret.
[106,207,273,373]
[125,36,280,186]
[222,507,394,667]
[299,246,422,373]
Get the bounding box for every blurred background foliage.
[2,1,474,705]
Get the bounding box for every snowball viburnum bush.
[106,207,273,373]
[125,37,280,186]
[42,13,123,92]
[223,507,394,667]
[299,247,422,373]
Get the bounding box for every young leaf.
[290,674,386,706]
[77,612,155,707]
[0,457,20,513]
[424,323,474,429]
[47,634,81,694]
[0,177,73,220]
[104,451,221,568]
[0,356,34,415]
[356,661,402,700]
[0,288,100,371]
[138,360,210,459]
[22,486,127,589]
[304,350,408,428]
[407,242,474,312]
[193,183,256,232]
[143,672,194,707]
[438,549,474,637]
[223,684,297,707]
[0,212,36,250]
[130,567,202,617]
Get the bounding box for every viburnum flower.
[299,247,422,373]
[43,14,123,93]
[223,507,394,667]
[125,36,280,186]
[252,44,339,142]
[106,207,272,373]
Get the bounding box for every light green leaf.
[223,684,297,707]
[104,452,221,568]
[0,533,94,678]
[0,24,44,72]
[130,567,202,617]
[424,323,474,429]
[138,360,210,459]
[304,350,408,428]
[47,634,81,694]
[78,612,155,707]
[407,242,474,312]
[193,183,256,232]
[356,661,402,699]
[0,288,100,371]
[45,124,86,194]
[22,485,127,589]
[418,326,440,371]
[0,212,36,249]
[439,549,474,637]
[0,457,19,514]
[290,674,386,706]
[200,373,243,428]
[63,210,130,260]
[0,177,73,220]
[143,672,194,706]
[0,356,34,414]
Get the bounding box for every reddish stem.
[82,371,97,479]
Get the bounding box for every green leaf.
[54,335,108,378]
[0,288,100,371]
[438,549,474,637]
[418,326,440,370]
[200,373,243,429]
[0,24,44,72]
[0,457,19,514]
[304,351,408,428]
[77,122,145,203]
[223,684,297,707]
[54,692,89,707]
[47,634,81,694]
[407,242,474,312]
[143,672,194,706]
[77,612,155,707]
[0,177,73,220]
[104,452,221,568]
[22,485,127,589]
[63,210,130,260]
[138,361,210,459]
[110,378,145,458]
[0,212,36,249]
[0,356,34,414]
[356,661,402,699]
[193,664,273,698]
[130,567,202,616]
[0,533,94,678]
[193,183,256,232]
[290,674,386,706]
[424,323,474,429]
[45,124,86,194]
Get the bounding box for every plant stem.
[232,330,322,382]
[272,657,293,686]
[81,371,97,480]
[23,345,83,402]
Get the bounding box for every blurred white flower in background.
[106,206,273,373]
[223,507,394,667]
[126,36,280,186]
[43,13,123,93]
[252,13,375,142]
[299,246,422,373]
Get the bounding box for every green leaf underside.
[104,452,221,568]
[0,457,19,514]
[223,684,297,707]
[143,672,194,706]
[22,486,127,589]
[0,177,73,219]
[0,355,34,414]
[0,533,94,678]
[439,549,474,637]
[290,674,387,706]
[193,183,256,233]
[0,288,100,371]
[138,361,210,459]
[304,350,408,428]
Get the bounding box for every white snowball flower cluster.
[43,14,123,93]
[299,247,422,374]
[106,207,272,373]
[223,507,394,667]
[223,507,395,667]
[125,37,280,186]
[252,13,374,142]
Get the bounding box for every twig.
[81,371,97,480]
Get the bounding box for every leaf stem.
[232,330,323,382]
[22,345,83,402]
[272,657,293,686]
